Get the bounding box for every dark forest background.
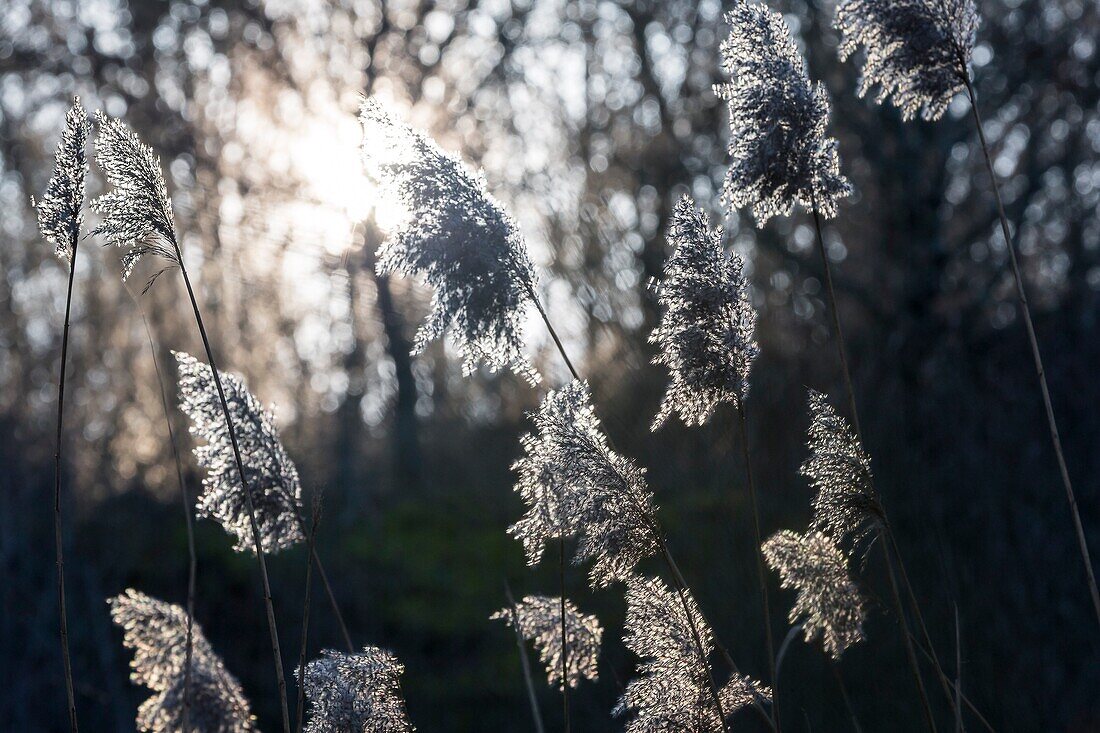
[2,0,1099,730]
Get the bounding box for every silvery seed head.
[509,380,660,588]
[762,530,865,659]
[835,0,979,121]
[175,351,304,555]
[359,98,538,382]
[802,390,882,548]
[614,576,769,732]
[650,195,758,429]
[35,97,90,263]
[299,647,413,733]
[717,0,851,221]
[91,112,181,287]
[492,595,603,690]
[109,589,256,733]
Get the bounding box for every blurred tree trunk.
[337,252,367,494]
[335,227,422,497]
[357,7,421,492]
[364,223,422,492]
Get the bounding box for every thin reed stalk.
[954,606,964,733]
[810,204,861,440]
[810,200,937,732]
[310,547,354,653]
[287,506,353,653]
[558,538,571,733]
[522,281,576,732]
[138,306,197,731]
[525,282,579,382]
[889,528,962,722]
[505,583,547,733]
[527,285,771,733]
[908,630,996,733]
[773,621,804,688]
[883,534,937,732]
[672,575,730,732]
[961,77,1100,629]
[832,666,863,733]
[53,226,80,733]
[173,245,293,733]
[736,404,779,730]
[296,494,322,733]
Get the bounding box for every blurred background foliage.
[2,0,1099,730]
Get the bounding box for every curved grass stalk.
[137,305,197,731]
[810,200,937,732]
[296,494,322,733]
[505,583,547,733]
[53,228,80,733]
[527,285,772,733]
[173,247,293,733]
[523,281,577,733]
[737,404,779,729]
[526,289,726,731]
[960,77,1100,629]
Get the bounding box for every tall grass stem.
[505,583,547,733]
[296,494,322,733]
[138,306,197,731]
[558,538,571,733]
[962,77,1100,629]
[736,405,779,730]
[174,247,293,733]
[811,201,936,731]
[527,284,772,733]
[53,232,80,733]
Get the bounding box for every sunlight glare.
[292,115,376,225]
[290,112,410,255]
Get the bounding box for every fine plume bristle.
[175,351,304,555]
[717,0,851,221]
[835,0,979,121]
[492,595,603,690]
[359,98,539,382]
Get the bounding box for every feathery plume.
[650,195,758,429]
[39,94,92,733]
[299,647,413,733]
[509,380,660,588]
[614,576,768,732]
[359,98,537,381]
[835,0,979,121]
[35,97,90,261]
[802,391,881,548]
[109,589,255,733]
[762,530,865,659]
[492,595,603,690]
[91,112,180,285]
[175,351,304,554]
[717,0,851,221]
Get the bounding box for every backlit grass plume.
[717,0,850,221]
[91,112,181,286]
[299,647,413,733]
[762,530,865,659]
[35,97,90,262]
[650,195,758,429]
[38,95,91,733]
[614,576,768,732]
[109,589,256,733]
[835,0,978,121]
[509,380,660,588]
[175,351,304,554]
[802,391,882,549]
[359,98,537,381]
[492,595,603,690]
